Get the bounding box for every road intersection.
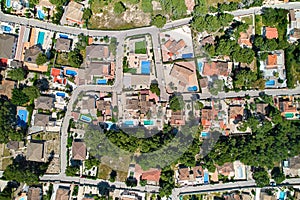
[2,2,300,199]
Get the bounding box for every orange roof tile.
[141,169,161,182]
[51,68,61,77]
[265,27,278,39]
[267,54,277,66]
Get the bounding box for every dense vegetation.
[169,94,184,111]
[203,98,300,186]
[151,15,167,28]
[3,155,50,185]
[7,68,26,81]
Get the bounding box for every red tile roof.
[51,68,61,77]
[265,27,278,39]
[141,169,161,183]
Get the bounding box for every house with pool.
[60,1,84,26]
[0,33,18,60]
[259,50,287,88]
[175,166,205,186]
[85,62,115,85]
[274,96,300,120]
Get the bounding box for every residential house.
[263,27,278,39]
[62,1,84,25]
[24,45,43,64]
[85,62,115,83]
[72,141,86,161]
[162,39,186,62]
[86,45,111,62]
[123,74,150,89]
[55,38,72,52]
[7,141,19,150]
[55,187,70,200]
[184,0,195,14]
[0,79,15,99]
[96,98,112,121]
[256,103,269,115]
[259,50,286,88]
[200,36,214,46]
[33,113,51,127]
[10,60,23,68]
[0,34,17,59]
[81,96,96,116]
[170,110,185,126]
[141,169,161,186]
[34,96,55,110]
[28,187,42,200]
[238,25,253,47]
[201,107,214,133]
[176,166,204,186]
[169,61,199,92]
[26,140,45,162]
[288,9,300,41]
[199,77,208,89]
[228,105,249,134]
[274,96,299,119]
[217,162,235,179]
[202,62,232,77]
[51,68,66,86]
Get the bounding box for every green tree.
[151,15,166,28]
[259,52,269,61]
[85,157,100,170]
[159,166,174,197]
[141,0,153,13]
[51,6,64,24]
[232,47,255,64]
[253,169,270,187]
[7,68,26,81]
[36,53,47,65]
[150,83,160,96]
[83,8,92,21]
[234,70,257,89]
[193,0,208,16]
[11,88,29,106]
[140,179,147,186]
[169,95,184,111]
[114,1,126,15]
[23,86,40,101]
[271,167,285,184]
[0,186,13,200]
[49,0,66,6]
[68,49,83,68]
[65,166,79,176]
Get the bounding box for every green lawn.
[135,41,147,54]
[255,15,263,35]
[242,15,253,26]
[1,158,12,170]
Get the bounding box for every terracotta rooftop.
[55,188,70,200]
[28,187,41,200]
[267,54,277,66]
[229,106,244,120]
[203,62,229,76]
[141,169,161,183]
[265,27,278,39]
[178,167,190,181]
[51,68,61,77]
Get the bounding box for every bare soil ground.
[89,3,151,29]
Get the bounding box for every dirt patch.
[89,2,151,29]
[1,158,12,171]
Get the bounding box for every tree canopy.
[68,49,83,68]
[150,82,160,96]
[169,95,184,111]
[11,88,29,106]
[114,1,126,15]
[36,53,47,65]
[7,68,26,81]
[23,86,40,101]
[83,8,93,21]
[151,15,167,28]
[253,169,270,187]
[192,13,233,33]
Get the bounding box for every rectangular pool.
[141,61,151,75]
[144,120,154,125]
[285,113,294,118]
[201,132,209,137]
[124,121,134,126]
[17,109,28,127]
[66,70,77,76]
[6,0,11,8]
[37,32,45,45]
[204,172,209,184]
[97,79,107,85]
[56,92,66,97]
[80,115,92,123]
[265,79,275,86]
[279,191,285,200]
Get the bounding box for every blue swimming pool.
[197,62,203,73]
[19,197,26,200]
[17,109,28,127]
[37,10,45,20]
[144,120,154,125]
[80,115,92,123]
[66,70,77,76]
[187,86,198,92]
[37,32,45,45]
[6,0,11,8]
[201,132,209,137]
[182,53,193,59]
[2,26,11,32]
[141,60,151,75]
[97,79,107,85]
[56,92,65,97]
[265,79,275,86]
[204,172,209,184]
[279,191,285,200]
[59,34,69,39]
[124,120,134,126]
